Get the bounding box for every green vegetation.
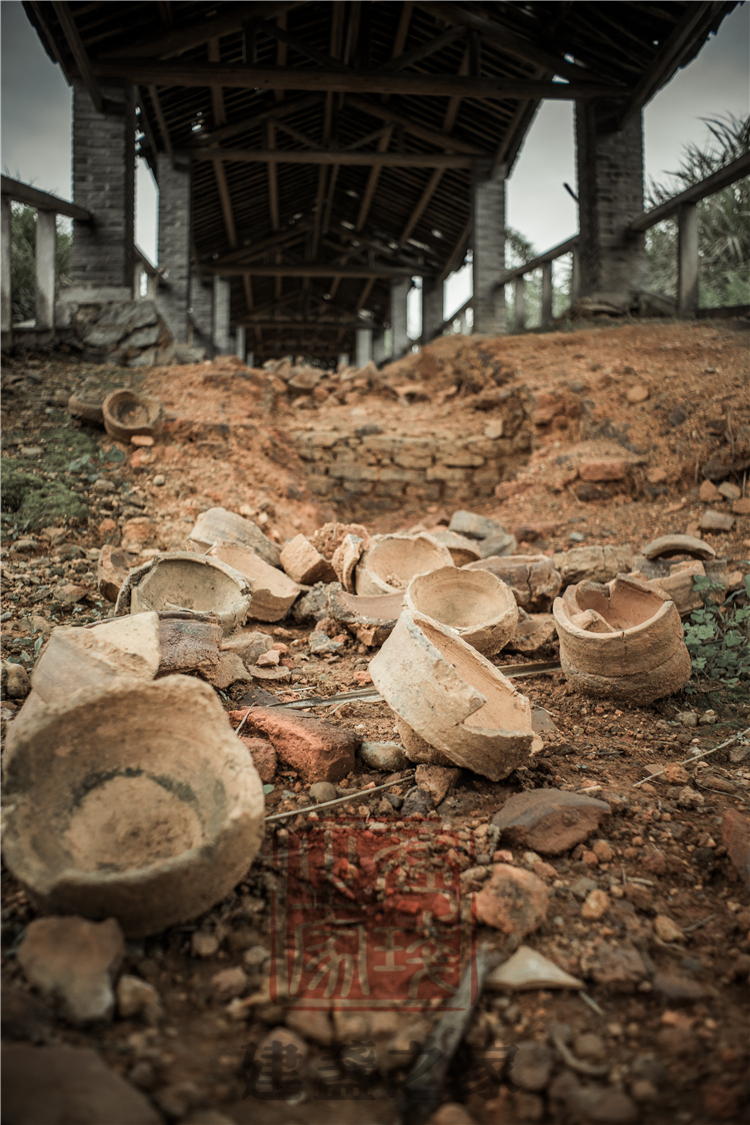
[646,113,750,308]
[504,227,572,331]
[9,202,72,323]
[683,571,750,689]
[1,463,89,532]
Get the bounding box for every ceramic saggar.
[115,552,254,636]
[101,389,163,442]
[355,533,453,596]
[369,609,534,781]
[554,573,691,704]
[404,565,518,657]
[2,676,265,936]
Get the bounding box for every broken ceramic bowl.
[404,566,518,657]
[328,584,404,647]
[115,551,254,636]
[465,554,562,612]
[369,609,534,781]
[187,507,281,569]
[355,533,453,596]
[2,675,265,936]
[428,529,481,567]
[208,542,300,622]
[102,389,163,443]
[554,573,691,704]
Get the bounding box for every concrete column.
[677,202,699,318]
[71,81,135,293]
[575,100,646,309]
[541,261,553,325]
[157,154,191,343]
[355,325,373,367]
[472,158,506,335]
[514,277,526,332]
[390,279,410,358]
[373,330,387,365]
[35,210,57,330]
[421,278,443,344]
[213,276,231,353]
[2,197,12,334]
[236,325,246,361]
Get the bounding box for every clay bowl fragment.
[464,554,562,612]
[355,533,453,596]
[404,566,518,657]
[553,574,691,704]
[328,584,404,646]
[209,542,300,622]
[369,609,534,781]
[187,507,281,569]
[102,390,163,443]
[428,529,480,567]
[115,552,253,636]
[2,675,265,936]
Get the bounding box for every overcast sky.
[2,0,748,317]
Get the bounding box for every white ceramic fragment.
[485,945,583,991]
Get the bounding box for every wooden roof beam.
[92,61,624,99]
[207,222,313,266]
[51,1,103,111]
[192,93,324,147]
[192,148,473,168]
[344,96,488,155]
[204,264,427,278]
[99,2,302,60]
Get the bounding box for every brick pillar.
[390,279,410,358]
[575,100,646,309]
[157,154,191,342]
[472,159,506,335]
[2,197,12,334]
[71,81,135,295]
[213,277,231,353]
[421,278,443,344]
[355,326,373,366]
[189,275,213,354]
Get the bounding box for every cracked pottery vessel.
[554,573,691,704]
[369,608,534,781]
[355,533,453,596]
[2,676,265,936]
[102,389,163,443]
[115,551,254,636]
[404,565,518,657]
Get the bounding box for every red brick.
[242,707,359,784]
[578,459,632,482]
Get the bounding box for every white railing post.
[570,249,581,302]
[35,210,57,330]
[1,197,11,335]
[514,276,526,332]
[541,261,553,325]
[146,271,158,302]
[133,263,142,299]
[677,202,699,317]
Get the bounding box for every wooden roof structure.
[25,1,736,361]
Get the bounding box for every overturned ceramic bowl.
[369,609,534,781]
[2,676,265,936]
[554,574,691,704]
[404,566,518,657]
[115,551,253,636]
[355,533,453,596]
[102,389,163,443]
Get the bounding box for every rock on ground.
[474,864,549,937]
[244,706,359,783]
[492,788,611,855]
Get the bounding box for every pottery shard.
[578,459,633,482]
[281,535,335,585]
[209,542,300,622]
[699,509,734,532]
[199,651,252,689]
[465,555,562,612]
[239,736,277,783]
[474,864,549,936]
[2,1044,161,1125]
[189,507,281,568]
[553,545,634,585]
[448,510,503,541]
[220,631,274,664]
[492,789,611,855]
[328,584,404,647]
[699,479,720,502]
[331,533,365,592]
[246,707,359,783]
[414,764,461,806]
[18,916,125,1025]
[97,545,132,602]
[721,809,750,889]
[158,612,222,674]
[486,945,583,992]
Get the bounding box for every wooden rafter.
[149,85,174,165]
[193,94,324,147]
[344,96,488,155]
[205,263,426,278]
[194,146,474,169]
[100,2,301,59]
[51,1,103,111]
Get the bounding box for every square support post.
[472,158,506,335]
[421,277,443,344]
[570,249,581,302]
[235,324,246,362]
[189,276,213,353]
[35,210,57,330]
[2,197,12,335]
[213,277,231,353]
[390,279,410,359]
[157,154,192,343]
[575,100,646,310]
[677,202,699,318]
[373,330,387,365]
[355,325,373,367]
[71,81,135,294]
[541,261,553,326]
[514,277,526,333]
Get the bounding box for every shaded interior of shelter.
[17,1,740,365]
